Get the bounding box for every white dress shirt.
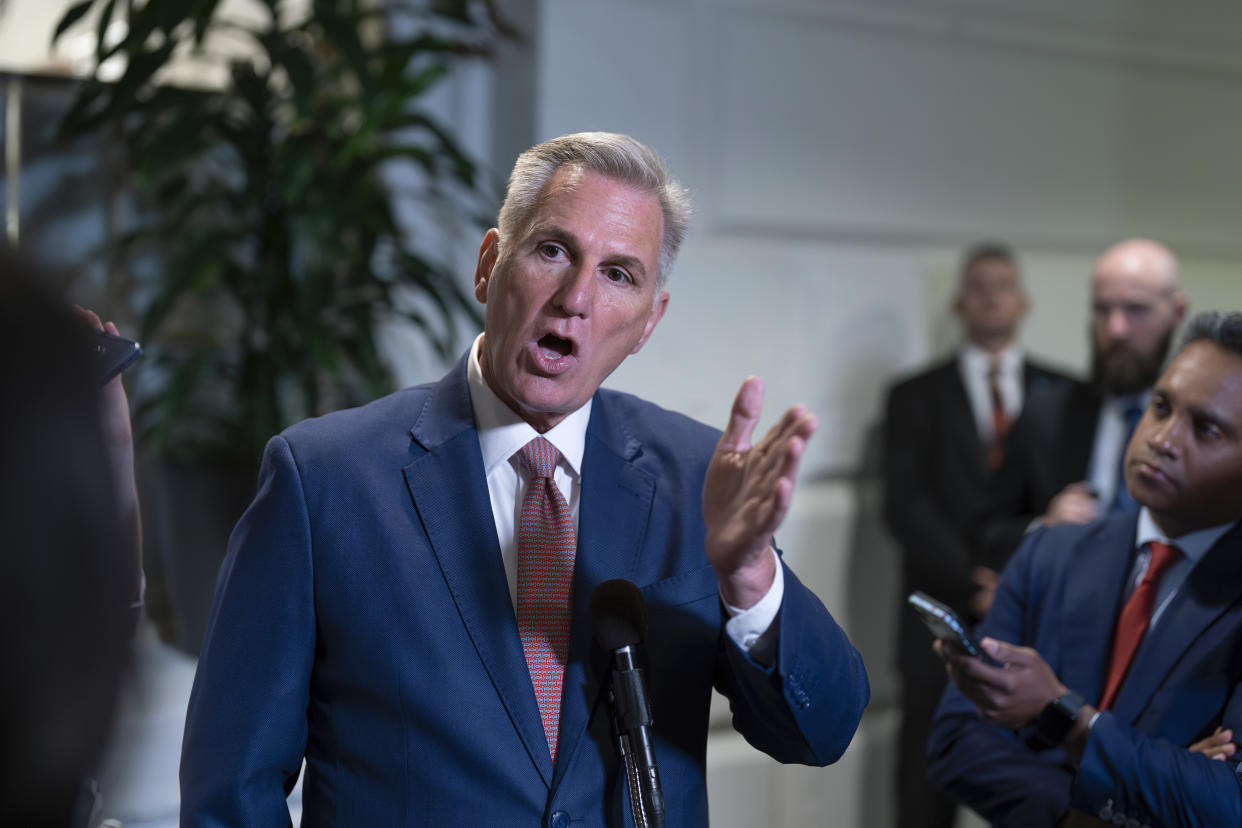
[958,343,1023,444]
[1126,508,1235,630]
[465,335,781,653]
[1086,393,1149,507]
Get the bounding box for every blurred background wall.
[3,0,1242,825]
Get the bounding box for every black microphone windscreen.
[589,579,648,651]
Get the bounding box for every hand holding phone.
[93,330,142,387]
[907,591,1002,666]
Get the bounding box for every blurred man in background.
[883,243,1069,828]
[977,238,1187,569]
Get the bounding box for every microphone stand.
[607,645,664,828]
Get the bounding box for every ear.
[630,290,670,355]
[1171,289,1189,325]
[474,228,501,304]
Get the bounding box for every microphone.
[589,579,664,828]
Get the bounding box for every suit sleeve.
[714,561,870,766]
[926,531,1076,826]
[1070,708,1242,827]
[180,436,314,827]
[882,382,976,610]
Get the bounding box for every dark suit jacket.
[180,356,869,827]
[927,513,1242,827]
[883,355,1069,681]
[976,379,1104,569]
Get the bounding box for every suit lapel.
[402,359,554,786]
[551,393,657,790]
[1058,516,1136,704]
[937,360,983,454]
[1112,523,1242,721]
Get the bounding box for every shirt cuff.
[722,547,784,653]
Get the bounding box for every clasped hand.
[702,376,816,610]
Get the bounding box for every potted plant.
[52,0,505,649]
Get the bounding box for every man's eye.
[539,243,564,258]
[604,267,630,284]
[1195,420,1221,441]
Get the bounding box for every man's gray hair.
[497,132,692,289]
[1180,311,1242,359]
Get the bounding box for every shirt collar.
[958,342,1022,375]
[1136,507,1236,565]
[466,334,591,478]
[1103,391,1151,417]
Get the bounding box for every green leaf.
[51,0,96,46]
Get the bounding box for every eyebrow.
[529,223,649,279]
[1157,388,1240,439]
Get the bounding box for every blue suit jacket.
[927,513,1242,827]
[180,357,869,826]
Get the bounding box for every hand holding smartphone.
[93,330,142,387]
[907,591,1002,667]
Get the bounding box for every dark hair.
[0,245,133,826]
[960,242,1017,275]
[1179,311,1242,359]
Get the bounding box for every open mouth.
[538,333,573,359]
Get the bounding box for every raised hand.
[702,376,817,609]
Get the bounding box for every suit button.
[549,810,570,828]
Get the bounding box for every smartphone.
[94,331,142,386]
[907,591,1001,666]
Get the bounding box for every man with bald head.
[977,239,1187,568]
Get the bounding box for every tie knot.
[1122,399,1145,428]
[1145,541,1182,580]
[518,436,560,480]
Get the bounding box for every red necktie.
[516,436,576,760]
[1098,541,1182,710]
[986,361,1011,470]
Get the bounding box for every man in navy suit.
[884,243,1069,828]
[180,132,869,826]
[928,311,1242,827]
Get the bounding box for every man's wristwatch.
[1034,690,1085,746]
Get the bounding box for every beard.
[1092,328,1174,396]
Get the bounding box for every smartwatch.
[1034,690,1085,746]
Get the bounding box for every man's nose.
[1147,415,1183,456]
[1106,307,1130,340]
[554,263,594,316]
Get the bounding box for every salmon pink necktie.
[516,436,576,761]
[1098,541,1182,710]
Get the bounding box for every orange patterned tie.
[516,436,576,760]
[1098,541,1182,710]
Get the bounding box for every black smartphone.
[94,331,142,386]
[907,591,1001,666]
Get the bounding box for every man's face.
[474,165,668,432]
[954,257,1027,344]
[1124,340,1242,537]
[1091,270,1182,395]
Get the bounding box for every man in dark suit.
[928,311,1242,827]
[180,132,869,826]
[884,243,1069,828]
[977,239,1188,569]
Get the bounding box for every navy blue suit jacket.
[180,357,869,826]
[927,513,1242,827]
